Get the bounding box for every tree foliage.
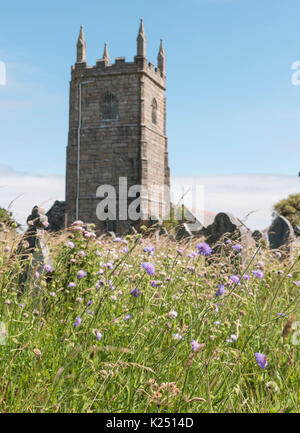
[273,193,300,232]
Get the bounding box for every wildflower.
[252,270,264,279]
[67,241,75,248]
[215,284,225,297]
[150,280,162,287]
[142,262,155,275]
[229,275,240,284]
[110,295,117,301]
[33,348,42,359]
[74,316,82,327]
[76,297,83,302]
[243,274,251,280]
[113,237,123,242]
[130,288,141,297]
[257,261,264,269]
[87,310,94,315]
[77,250,86,257]
[191,340,204,353]
[277,312,287,317]
[232,244,242,252]
[68,282,76,288]
[173,333,183,341]
[87,300,94,306]
[35,271,40,279]
[255,352,268,369]
[95,331,102,341]
[177,248,183,256]
[187,266,195,273]
[84,231,96,239]
[275,251,282,258]
[266,381,279,393]
[4,299,10,305]
[293,281,300,286]
[96,250,101,256]
[49,292,56,297]
[44,264,52,272]
[77,270,87,279]
[144,244,155,256]
[72,220,84,226]
[124,314,131,321]
[169,310,178,319]
[4,246,10,253]
[230,334,238,341]
[195,242,212,256]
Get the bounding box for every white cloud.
[0,166,298,231]
[0,165,64,228]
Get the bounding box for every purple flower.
[74,316,82,327]
[293,281,300,286]
[67,241,75,248]
[252,270,264,279]
[142,262,155,275]
[35,271,40,279]
[87,300,94,306]
[95,331,102,341]
[195,242,212,256]
[144,244,155,254]
[177,248,183,256]
[43,265,52,272]
[232,244,242,252]
[243,274,251,280]
[188,252,197,259]
[77,270,87,279]
[77,250,86,257]
[191,340,203,353]
[113,237,123,242]
[229,275,240,284]
[215,284,225,297]
[124,314,131,321]
[130,288,141,298]
[68,282,76,288]
[255,352,268,369]
[150,280,162,287]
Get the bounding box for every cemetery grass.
[0,224,300,413]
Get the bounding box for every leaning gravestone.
[267,214,295,259]
[46,200,65,232]
[17,206,53,297]
[203,212,253,265]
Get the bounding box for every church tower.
[65,20,170,233]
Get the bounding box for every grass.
[0,221,299,413]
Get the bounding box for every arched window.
[151,98,157,125]
[101,92,118,120]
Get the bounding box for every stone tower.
[65,19,170,233]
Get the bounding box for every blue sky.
[1,0,300,178]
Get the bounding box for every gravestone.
[17,206,53,296]
[203,212,253,265]
[176,223,193,240]
[267,214,295,258]
[46,200,65,232]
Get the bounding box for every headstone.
[252,230,263,245]
[46,200,65,232]
[267,214,295,258]
[17,206,53,297]
[176,223,193,240]
[203,212,253,265]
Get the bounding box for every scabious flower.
[252,270,264,279]
[293,281,300,286]
[195,242,212,256]
[87,300,94,306]
[95,331,102,341]
[229,275,240,284]
[67,241,75,248]
[191,340,204,353]
[77,270,87,279]
[232,244,242,252]
[4,246,10,253]
[173,333,183,341]
[243,274,251,280]
[130,288,141,298]
[72,220,84,226]
[169,310,178,319]
[188,252,197,259]
[43,264,52,272]
[255,352,268,369]
[113,237,124,242]
[215,284,225,297]
[144,244,155,256]
[124,314,131,321]
[74,316,82,327]
[35,271,40,279]
[68,282,76,288]
[150,280,162,287]
[77,250,86,257]
[177,248,183,256]
[142,262,155,275]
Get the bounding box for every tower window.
[101,92,118,120]
[151,98,157,125]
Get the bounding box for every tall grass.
[0,222,299,413]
